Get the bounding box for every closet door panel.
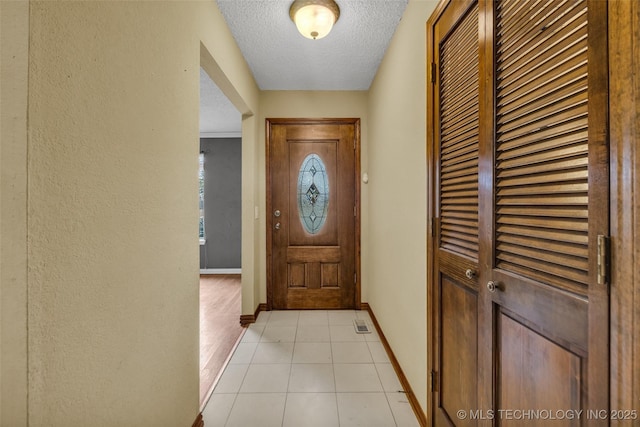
[429,0,609,424]
[431,1,480,425]
[479,0,609,420]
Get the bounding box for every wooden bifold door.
[428,0,609,425]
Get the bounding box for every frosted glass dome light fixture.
[290,0,340,40]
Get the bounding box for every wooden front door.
[429,0,609,425]
[267,118,360,310]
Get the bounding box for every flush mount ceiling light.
[289,0,340,40]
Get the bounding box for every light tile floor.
[202,310,420,427]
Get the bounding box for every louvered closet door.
[478,0,609,421]
[431,1,480,425]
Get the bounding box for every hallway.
[201,310,419,426]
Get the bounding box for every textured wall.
[259,91,369,305]
[24,1,259,425]
[200,138,242,269]
[0,1,29,424]
[27,2,199,424]
[367,0,440,415]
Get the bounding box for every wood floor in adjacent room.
[200,274,243,406]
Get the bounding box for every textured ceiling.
[200,0,408,134]
[216,0,409,90]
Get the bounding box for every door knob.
[465,269,476,279]
[487,281,501,293]
[274,210,281,217]
[275,222,281,230]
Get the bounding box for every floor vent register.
[353,319,371,334]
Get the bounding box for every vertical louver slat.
[439,5,479,261]
[495,0,589,295]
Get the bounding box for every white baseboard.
[200,268,241,275]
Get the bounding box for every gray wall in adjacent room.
[200,137,241,269]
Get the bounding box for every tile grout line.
[226,314,263,426]
[329,316,341,427]
[222,393,239,427]
[280,318,298,427]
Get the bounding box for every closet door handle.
[465,269,476,279]
[487,281,502,293]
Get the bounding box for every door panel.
[478,0,609,421]
[439,277,478,427]
[429,0,609,424]
[267,119,358,310]
[432,1,480,425]
[493,0,591,295]
[498,312,582,427]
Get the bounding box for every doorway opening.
[198,66,243,406]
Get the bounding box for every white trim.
[199,132,241,139]
[200,268,242,275]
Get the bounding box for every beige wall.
[1,1,260,425]
[196,6,262,317]
[1,0,437,423]
[1,1,29,425]
[259,91,369,304]
[367,0,439,414]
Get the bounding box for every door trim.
[265,118,361,310]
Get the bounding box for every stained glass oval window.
[297,154,329,234]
